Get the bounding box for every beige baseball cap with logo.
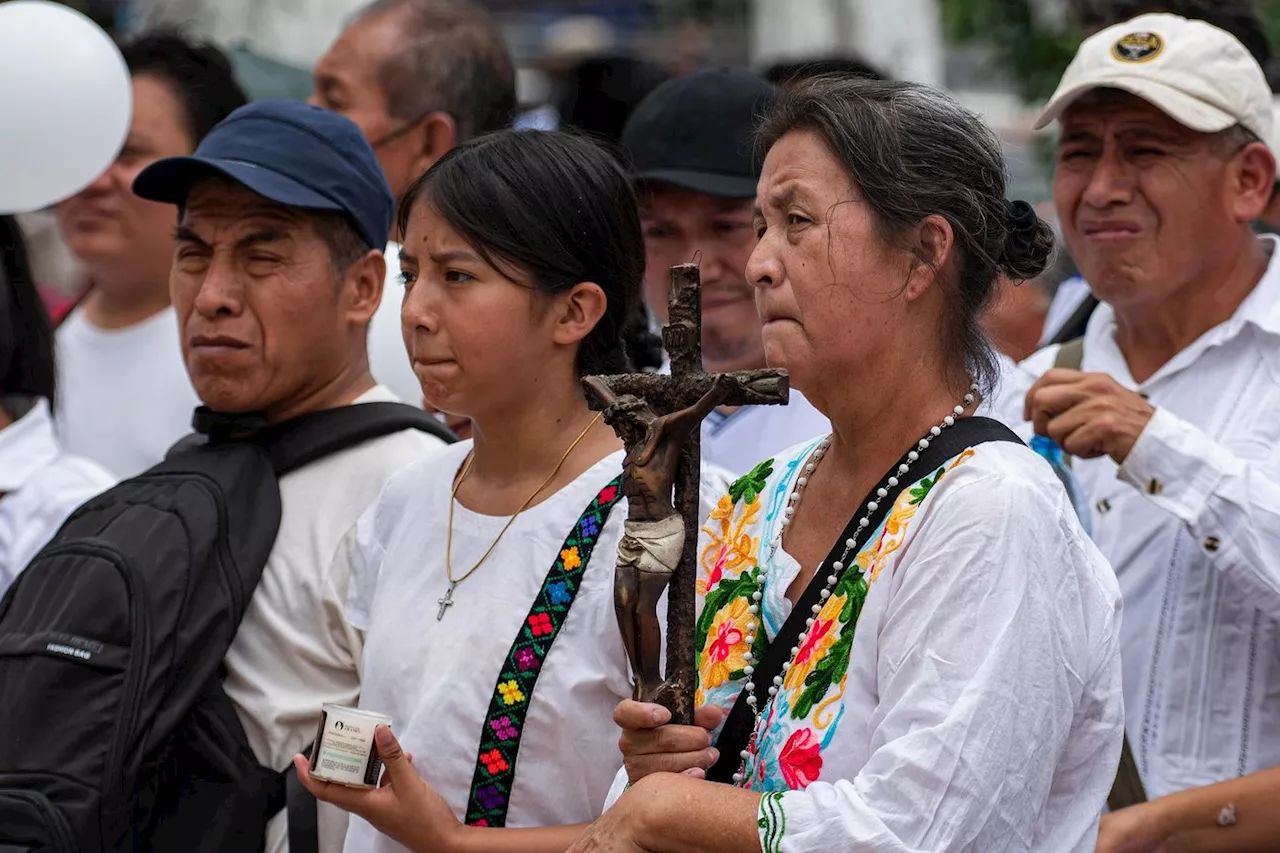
[1036,13,1273,145]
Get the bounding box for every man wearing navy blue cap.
[134,99,447,853]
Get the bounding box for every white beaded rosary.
[732,382,980,785]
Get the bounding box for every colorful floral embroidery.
[697,444,978,796]
[547,580,571,606]
[498,680,524,705]
[778,728,823,788]
[730,459,774,504]
[464,478,624,827]
[479,749,509,774]
[699,477,766,598]
[699,596,752,692]
[782,600,840,692]
[490,716,518,740]
[515,648,539,672]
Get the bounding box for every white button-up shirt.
[992,235,1280,798]
[0,399,115,593]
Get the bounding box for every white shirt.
[701,390,831,477]
[340,441,731,853]
[991,235,1280,798]
[0,399,115,593]
[367,244,423,407]
[624,437,1123,851]
[221,385,447,853]
[55,306,201,478]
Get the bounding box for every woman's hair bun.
[997,199,1055,282]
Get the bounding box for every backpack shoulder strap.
[1053,337,1085,372]
[1047,294,1098,346]
[285,749,320,853]
[261,401,457,476]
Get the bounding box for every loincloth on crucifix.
[618,515,684,578]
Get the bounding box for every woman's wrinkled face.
[747,129,910,402]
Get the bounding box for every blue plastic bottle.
[1030,435,1093,536]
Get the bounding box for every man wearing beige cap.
[994,12,1280,837]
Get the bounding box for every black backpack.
[0,402,455,853]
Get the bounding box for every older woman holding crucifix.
[571,76,1125,853]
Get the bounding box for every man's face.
[1054,92,1271,311]
[640,185,764,374]
[57,73,196,285]
[310,11,422,203]
[171,180,375,419]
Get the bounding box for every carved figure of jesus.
[583,375,729,703]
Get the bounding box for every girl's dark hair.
[396,129,659,376]
[757,75,1054,394]
[0,216,57,405]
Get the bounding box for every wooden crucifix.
[583,264,789,725]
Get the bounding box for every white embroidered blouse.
[694,438,1124,852]
[339,441,729,853]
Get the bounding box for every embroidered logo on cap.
[1112,31,1164,63]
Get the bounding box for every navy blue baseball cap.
[133,99,394,250]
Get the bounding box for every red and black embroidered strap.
[464,476,624,826]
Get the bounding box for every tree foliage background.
[940,0,1280,103]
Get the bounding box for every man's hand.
[1024,369,1156,464]
[615,700,723,784]
[295,726,460,853]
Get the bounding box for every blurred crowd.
[4,0,1280,851]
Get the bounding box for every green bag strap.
[1054,337,1085,372]
[1051,336,1149,811]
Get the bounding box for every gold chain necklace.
[437,411,604,620]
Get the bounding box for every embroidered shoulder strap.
[464,476,625,826]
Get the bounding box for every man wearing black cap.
[133,99,447,853]
[621,69,829,474]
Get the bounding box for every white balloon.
[0,1,132,214]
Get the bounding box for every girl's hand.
[294,726,461,853]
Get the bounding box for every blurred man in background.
[984,276,1052,363]
[54,30,247,478]
[621,69,830,474]
[1043,0,1277,344]
[998,14,1280,829]
[310,0,516,423]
